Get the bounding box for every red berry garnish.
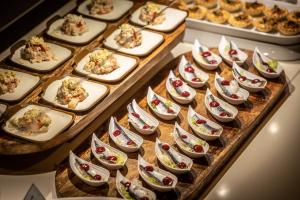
[266,68,275,73]
[193,145,203,152]
[162,144,170,151]
[239,76,246,81]
[145,165,154,172]
[172,80,183,88]
[162,176,173,186]
[94,174,102,180]
[113,129,121,137]
[209,60,217,64]
[230,94,239,99]
[220,112,231,117]
[192,77,201,82]
[152,99,160,106]
[221,80,230,86]
[127,140,134,145]
[80,163,89,171]
[96,146,105,153]
[143,124,150,129]
[181,91,190,97]
[107,156,117,161]
[210,101,220,107]
[177,162,187,169]
[202,51,211,57]
[229,49,237,55]
[181,134,187,139]
[131,112,140,118]
[185,66,194,73]
[251,79,260,84]
[196,119,206,124]
[167,108,174,113]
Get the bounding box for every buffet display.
[55,37,287,199]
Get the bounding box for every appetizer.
[69,151,109,187]
[155,138,193,174]
[192,39,222,70]
[232,62,267,92]
[114,24,142,48]
[253,17,276,33]
[91,133,127,169]
[196,0,218,9]
[84,48,118,75]
[219,0,242,13]
[215,72,249,105]
[178,55,209,88]
[263,5,287,21]
[147,87,180,120]
[189,5,207,20]
[138,155,177,192]
[205,88,238,122]
[116,170,156,200]
[108,117,143,152]
[206,9,230,24]
[243,1,265,17]
[88,0,113,15]
[228,13,252,28]
[187,106,223,140]
[287,11,300,24]
[253,47,283,79]
[277,20,300,36]
[10,108,51,135]
[61,14,88,36]
[139,2,165,25]
[166,70,196,104]
[127,99,159,135]
[56,77,88,109]
[0,71,19,95]
[172,122,209,158]
[21,36,54,63]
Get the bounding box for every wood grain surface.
[55,50,288,199]
[0,0,185,155]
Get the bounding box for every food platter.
[55,49,287,199]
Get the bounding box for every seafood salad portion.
[0,71,19,95]
[187,106,223,140]
[21,36,55,63]
[138,155,177,192]
[115,24,142,48]
[215,72,249,105]
[84,49,118,75]
[56,77,88,109]
[139,2,165,25]
[116,170,156,200]
[10,108,51,135]
[88,0,113,15]
[147,87,180,120]
[61,14,89,36]
[91,134,127,169]
[69,151,109,187]
[232,62,267,92]
[166,70,196,104]
[127,99,159,135]
[155,138,193,174]
[109,117,143,152]
[218,36,248,65]
[205,89,238,122]
[172,122,209,158]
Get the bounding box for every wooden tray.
[55,49,288,199]
[0,0,185,155]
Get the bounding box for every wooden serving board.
[55,50,288,199]
[0,0,185,155]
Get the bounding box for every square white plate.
[3,104,74,143]
[75,49,138,82]
[130,4,187,32]
[104,26,164,56]
[10,43,72,72]
[42,75,108,112]
[77,0,133,21]
[0,68,40,102]
[46,17,107,45]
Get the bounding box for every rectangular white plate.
[77,0,133,21]
[3,104,74,143]
[42,75,108,112]
[75,49,138,82]
[0,68,40,102]
[104,26,164,56]
[10,43,72,72]
[130,4,187,32]
[47,17,107,45]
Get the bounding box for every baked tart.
[189,5,207,20]
[220,0,242,13]
[254,17,276,33]
[228,13,252,28]
[287,11,300,24]
[264,5,287,21]
[196,0,218,9]
[207,9,230,24]
[243,1,265,17]
[277,20,300,36]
